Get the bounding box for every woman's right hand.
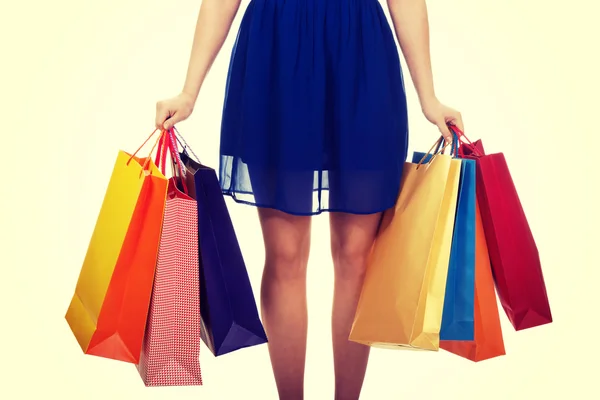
[155,92,195,130]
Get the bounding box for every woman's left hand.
[421,97,464,143]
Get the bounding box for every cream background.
[1,0,598,398]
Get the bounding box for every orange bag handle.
[126,128,166,174]
[415,134,457,169]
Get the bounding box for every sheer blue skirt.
[219,0,409,216]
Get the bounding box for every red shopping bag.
[136,130,202,386]
[454,127,552,331]
[441,200,506,361]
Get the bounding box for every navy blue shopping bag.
[175,132,268,357]
[412,141,476,341]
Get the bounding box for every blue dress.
[219,0,409,216]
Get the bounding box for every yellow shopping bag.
[65,130,168,363]
[349,139,461,351]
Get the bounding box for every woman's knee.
[265,240,310,279]
[331,240,372,280]
[330,213,381,281]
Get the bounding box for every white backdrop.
[1,0,598,398]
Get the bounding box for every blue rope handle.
[172,126,201,164]
[433,128,460,157]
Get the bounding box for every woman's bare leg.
[258,207,312,400]
[329,212,382,400]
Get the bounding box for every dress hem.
[222,189,395,217]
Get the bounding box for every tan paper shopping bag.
[349,141,461,351]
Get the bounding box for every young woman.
[155,0,463,398]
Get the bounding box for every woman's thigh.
[258,207,312,276]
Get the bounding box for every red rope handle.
[449,125,483,157]
[166,129,189,195]
[126,127,189,195]
[153,129,189,195]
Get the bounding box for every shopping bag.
[440,200,506,361]
[137,130,202,386]
[411,151,476,341]
[349,138,461,351]
[65,130,169,363]
[175,131,268,356]
[455,127,552,330]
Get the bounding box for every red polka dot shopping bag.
[136,129,203,386]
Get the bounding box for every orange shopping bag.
[65,130,169,363]
[440,200,506,361]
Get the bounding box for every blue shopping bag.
[174,131,268,357]
[412,145,476,341]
